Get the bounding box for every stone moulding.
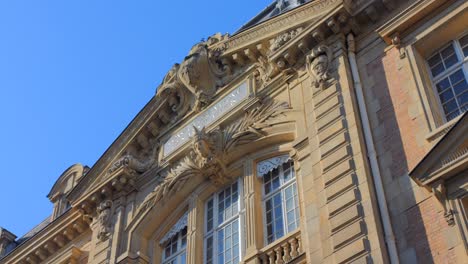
[215,0,342,54]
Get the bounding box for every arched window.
[257,155,299,245]
[160,213,188,264]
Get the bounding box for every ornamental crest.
[306,45,333,89]
[138,100,290,212]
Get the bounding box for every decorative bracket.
[432,180,455,226]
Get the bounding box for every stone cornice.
[216,0,343,56]
[377,0,450,44]
[0,210,89,264]
[67,96,159,204]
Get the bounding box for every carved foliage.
[270,27,303,53]
[138,100,290,212]
[306,45,333,89]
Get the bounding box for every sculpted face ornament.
[97,200,112,241]
[306,45,333,89]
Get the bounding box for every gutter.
[346,33,400,264]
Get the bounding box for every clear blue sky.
[0,0,272,238]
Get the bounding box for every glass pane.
[428,53,441,67]
[444,54,458,69]
[449,69,465,85]
[436,78,450,93]
[431,63,445,77]
[180,253,186,264]
[206,236,213,264]
[460,34,468,57]
[443,99,459,116]
[207,199,214,232]
[440,45,455,60]
[439,89,455,104]
[446,109,461,121]
[457,91,468,109]
[453,80,468,96]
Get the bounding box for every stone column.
[243,158,264,264]
[186,193,204,264]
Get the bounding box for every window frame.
[161,226,188,264]
[425,32,468,123]
[203,179,244,264]
[259,158,300,246]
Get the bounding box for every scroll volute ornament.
[306,45,333,89]
[178,42,232,111]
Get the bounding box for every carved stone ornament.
[432,181,455,226]
[159,212,188,245]
[108,141,161,175]
[255,56,278,87]
[270,27,303,53]
[96,200,113,241]
[306,45,333,89]
[157,37,233,113]
[138,100,290,212]
[257,155,291,177]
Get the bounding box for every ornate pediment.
[410,113,468,225]
[410,113,468,186]
[138,99,290,213]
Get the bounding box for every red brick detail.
[405,196,458,263]
[365,47,428,177]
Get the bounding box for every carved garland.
[138,100,290,212]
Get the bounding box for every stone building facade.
[1,0,467,263]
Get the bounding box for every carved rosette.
[306,45,333,89]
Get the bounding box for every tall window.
[427,33,468,122]
[161,214,188,264]
[258,156,299,245]
[204,181,242,264]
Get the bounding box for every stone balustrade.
[257,230,303,264]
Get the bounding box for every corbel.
[44,241,58,254]
[311,28,325,43]
[297,40,310,55]
[232,52,247,66]
[382,0,395,10]
[53,234,67,248]
[136,133,149,150]
[34,248,48,261]
[326,17,341,34]
[391,33,406,59]
[63,227,77,241]
[101,185,113,200]
[432,180,455,226]
[364,5,379,23]
[72,221,87,233]
[244,48,259,63]
[25,255,39,264]
[256,43,269,57]
[147,119,161,137]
